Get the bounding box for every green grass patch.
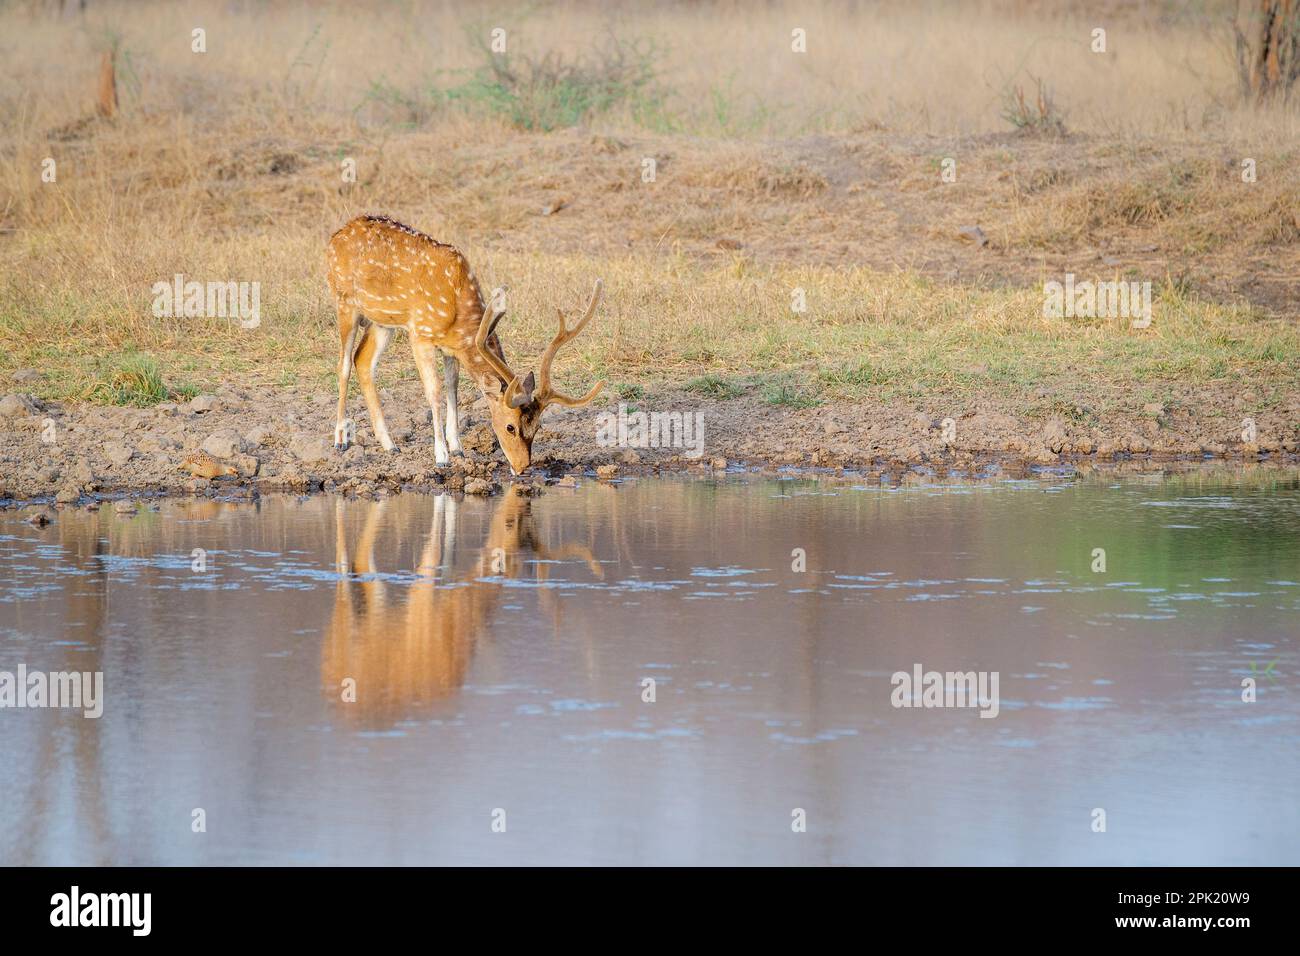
[83,352,195,406]
[683,373,747,399]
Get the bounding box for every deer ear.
[521,371,536,397]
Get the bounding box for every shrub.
[438,31,665,131]
[1000,76,1065,136]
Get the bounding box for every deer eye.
[506,424,516,433]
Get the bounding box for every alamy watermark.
[50,886,150,936]
[595,402,705,458]
[1043,273,1151,328]
[0,665,103,718]
[890,663,999,718]
[151,274,260,329]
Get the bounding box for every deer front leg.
[426,492,458,579]
[411,338,449,464]
[334,304,361,449]
[333,497,349,575]
[441,351,462,455]
[354,325,396,452]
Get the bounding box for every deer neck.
[448,301,515,397]
[454,342,509,398]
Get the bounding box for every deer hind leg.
[334,303,362,449]
[355,324,396,452]
[441,350,462,455]
[411,337,449,464]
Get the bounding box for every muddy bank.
[0,382,1296,505]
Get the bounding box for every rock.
[596,464,619,479]
[103,441,134,467]
[55,484,80,504]
[710,457,728,470]
[243,424,275,446]
[201,429,243,459]
[68,461,95,488]
[187,394,219,413]
[1042,417,1069,453]
[11,369,42,384]
[142,434,180,452]
[463,477,496,496]
[289,433,331,463]
[231,453,260,477]
[25,506,54,526]
[619,449,642,465]
[112,500,137,515]
[554,475,579,488]
[0,393,39,418]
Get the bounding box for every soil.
[1,378,1296,506]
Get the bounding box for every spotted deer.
[326,215,606,473]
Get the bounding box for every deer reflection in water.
[322,490,603,727]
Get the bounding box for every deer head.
[474,280,606,474]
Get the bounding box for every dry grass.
[4,0,1298,139]
[0,0,1297,415]
[1008,156,1300,252]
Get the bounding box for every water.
[1,471,1297,865]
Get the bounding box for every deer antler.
[535,279,606,410]
[473,289,531,408]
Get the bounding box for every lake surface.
[1,471,1297,865]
